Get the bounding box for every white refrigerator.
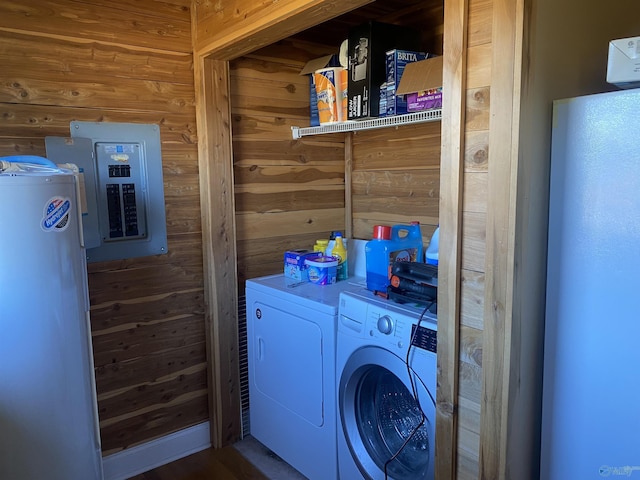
[541,90,640,478]
[0,157,103,480]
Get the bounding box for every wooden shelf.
[291,109,442,139]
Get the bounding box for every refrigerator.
[0,156,104,480]
[541,89,640,479]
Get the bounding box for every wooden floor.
[128,446,270,480]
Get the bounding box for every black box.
[347,22,420,120]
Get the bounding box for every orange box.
[313,67,347,124]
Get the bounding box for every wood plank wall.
[0,0,207,454]
[231,39,348,287]
[351,123,441,243]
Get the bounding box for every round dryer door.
[339,347,436,480]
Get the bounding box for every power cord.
[383,301,436,480]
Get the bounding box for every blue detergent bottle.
[389,221,424,265]
[365,225,393,292]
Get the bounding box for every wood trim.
[480,0,524,476]
[194,0,373,60]
[193,52,242,446]
[344,132,353,238]
[192,3,468,470]
[438,0,468,477]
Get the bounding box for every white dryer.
[336,290,437,480]
[246,273,366,480]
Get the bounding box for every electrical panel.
[45,122,168,263]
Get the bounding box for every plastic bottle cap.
[373,225,392,240]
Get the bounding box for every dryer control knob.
[377,315,394,335]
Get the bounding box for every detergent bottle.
[314,239,329,254]
[330,233,348,281]
[365,225,393,292]
[425,226,439,265]
[389,221,424,265]
[325,231,339,257]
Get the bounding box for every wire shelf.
[291,109,442,139]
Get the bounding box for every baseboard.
[102,421,211,480]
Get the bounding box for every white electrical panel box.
[45,122,168,263]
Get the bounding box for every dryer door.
[339,346,435,480]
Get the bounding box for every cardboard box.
[284,250,322,281]
[313,67,348,124]
[300,55,340,126]
[607,36,640,89]
[385,50,430,116]
[347,22,420,120]
[396,56,443,112]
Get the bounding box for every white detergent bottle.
[425,226,439,265]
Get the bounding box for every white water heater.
[0,157,104,480]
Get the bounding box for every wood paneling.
[231,43,347,287]
[1,0,205,455]
[436,0,469,475]
[194,56,242,446]
[351,121,441,242]
[480,0,521,474]
[0,0,192,53]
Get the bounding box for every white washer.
[336,290,437,480]
[246,273,367,480]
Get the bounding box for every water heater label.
[42,196,71,232]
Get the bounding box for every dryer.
[336,290,437,480]
[246,272,366,480]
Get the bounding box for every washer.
[336,290,437,480]
[246,273,366,480]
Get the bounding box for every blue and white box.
[385,49,429,116]
[284,250,322,281]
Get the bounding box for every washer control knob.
[377,315,394,335]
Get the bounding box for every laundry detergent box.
[385,49,430,116]
[284,250,323,280]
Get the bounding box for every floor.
[233,436,307,480]
[129,435,307,480]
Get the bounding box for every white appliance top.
[245,239,370,315]
[339,289,438,328]
[246,274,368,316]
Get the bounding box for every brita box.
[347,22,420,120]
[385,49,430,116]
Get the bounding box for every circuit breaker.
[45,122,168,263]
[95,142,147,241]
